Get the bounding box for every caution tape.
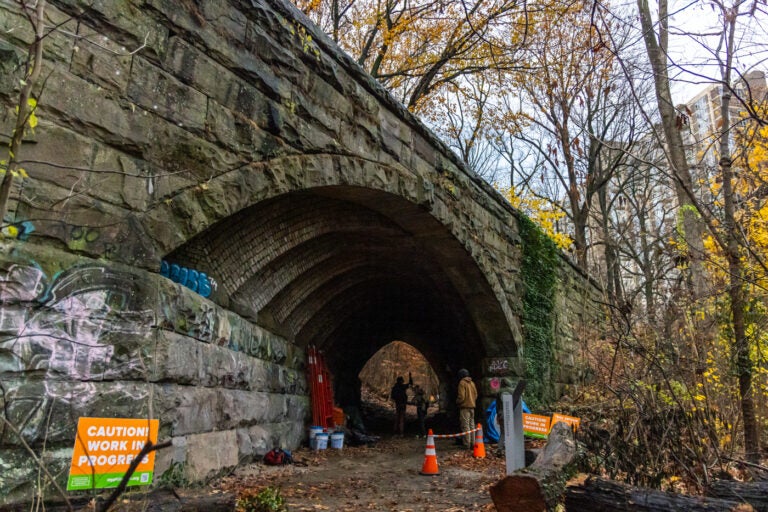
[431,426,480,439]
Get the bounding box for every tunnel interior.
[166,185,515,417]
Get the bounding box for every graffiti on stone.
[0,263,46,302]
[0,264,155,381]
[488,358,510,374]
[0,220,35,241]
[64,225,120,259]
[160,260,213,298]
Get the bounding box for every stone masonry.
[0,0,603,503]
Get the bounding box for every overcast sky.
[665,0,768,103]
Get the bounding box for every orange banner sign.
[67,417,159,491]
[522,413,551,437]
[551,413,581,431]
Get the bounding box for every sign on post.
[551,413,581,431]
[67,417,159,491]
[522,413,552,439]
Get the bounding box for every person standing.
[456,368,477,448]
[390,373,412,436]
[412,384,429,437]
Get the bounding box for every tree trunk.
[489,422,578,511]
[706,479,768,511]
[636,0,707,298]
[565,476,754,511]
[598,186,623,305]
[0,1,46,229]
[716,10,760,463]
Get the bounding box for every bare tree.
[635,0,711,298]
[0,0,45,230]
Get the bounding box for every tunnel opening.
[352,341,441,436]
[163,185,516,435]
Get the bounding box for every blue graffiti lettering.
[186,269,199,292]
[160,260,213,298]
[198,273,211,297]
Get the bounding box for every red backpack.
[263,448,292,465]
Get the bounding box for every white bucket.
[330,432,344,449]
[314,432,329,450]
[308,426,323,447]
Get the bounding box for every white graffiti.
[0,264,154,381]
[488,358,509,373]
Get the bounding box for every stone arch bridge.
[0,0,601,500]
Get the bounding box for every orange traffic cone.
[420,429,440,475]
[473,423,486,459]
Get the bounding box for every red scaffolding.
[307,346,335,428]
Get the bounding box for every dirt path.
[219,436,505,511]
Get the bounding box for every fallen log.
[490,421,577,512]
[565,475,754,512]
[706,479,768,511]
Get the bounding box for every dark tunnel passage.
[165,185,517,423]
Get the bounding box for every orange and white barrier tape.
[431,426,480,439]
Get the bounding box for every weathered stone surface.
[0,447,72,505]
[52,0,169,59]
[236,421,304,458]
[92,142,153,211]
[0,379,153,446]
[184,430,240,481]
[41,68,154,151]
[128,56,208,131]
[0,40,24,98]
[71,24,133,92]
[0,3,75,64]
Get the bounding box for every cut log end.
[490,474,549,512]
[490,421,577,512]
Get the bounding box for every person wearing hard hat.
[456,369,477,448]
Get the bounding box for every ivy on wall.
[518,214,560,408]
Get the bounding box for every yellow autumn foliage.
[696,103,768,438]
[499,186,573,250]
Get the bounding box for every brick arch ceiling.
[167,186,514,376]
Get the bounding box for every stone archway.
[163,183,516,390]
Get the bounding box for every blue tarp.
[485,398,530,443]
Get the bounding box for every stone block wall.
[0,243,307,504]
[552,255,605,397]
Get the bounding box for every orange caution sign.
[522,413,551,438]
[67,417,159,491]
[551,413,581,431]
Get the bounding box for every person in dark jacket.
[390,373,412,436]
[412,385,429,437]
